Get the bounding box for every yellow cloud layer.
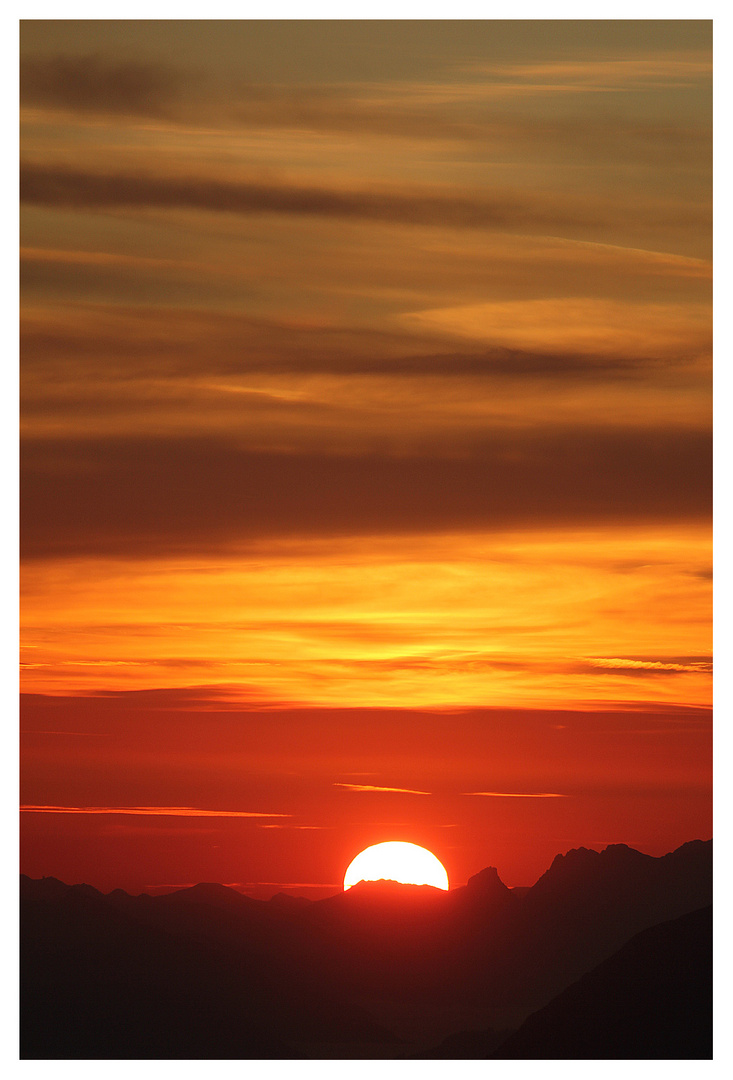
[20,524,711,709]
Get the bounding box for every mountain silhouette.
[21,873,405,1058]
[157,881,261,911]
[462,865,513,897]
[492,905,712,1059]
[329,877,447,904]
[20,839,712,1059]
[448,838,713,1013]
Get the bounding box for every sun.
[343,841,449,891]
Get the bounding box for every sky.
[19,17,712,897]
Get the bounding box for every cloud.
[225,80,710,165]
[464,56,711,89]
[20,298,706,387]
[20,805,291,817]
[20,53,189,117]
[20,53,709,167]
[334,783,431,795]
[402,297,710,359]
[20,162,705,234]
[15,162,581,231]
[284,646,712,684]
[20,427,711,558]
[463,791,569,798]
[21,685,280,711]
[257,824,328,829]
[583,657,712,676]
[223,882,340,889]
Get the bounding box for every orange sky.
[20,19,711,895]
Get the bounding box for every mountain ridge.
[21,838,712,1058]
[21,837,710,905]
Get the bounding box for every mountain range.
[20,839,712,1059]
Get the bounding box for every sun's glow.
[343,841,449,891]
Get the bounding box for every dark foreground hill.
[20,839,712,1059]
[493,905,712,1059]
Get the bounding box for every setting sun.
[343,841,450,891]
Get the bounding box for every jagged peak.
[465,866,510,892]
[545,843,649,869]
[556,846,599,862]
[20,874,102,901]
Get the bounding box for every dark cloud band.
[21,427,711,559]
[21,162,684,233]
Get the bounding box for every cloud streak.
[20,805,291,817]
[334,783,431,795]
[20,163,705,234]
[463,792,569,798]
[20,305,707,384]
[585,657,712,675]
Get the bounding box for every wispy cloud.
[464,56,711,88]
[463,791,569,798]
[334,782,431,795]
[20,52,710,161]
[22,163,703,234]
[586,657,712,675]
[223,882,340,889]
[20,805,290,817]
[257,824,329,830]
[402,297,710,359]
